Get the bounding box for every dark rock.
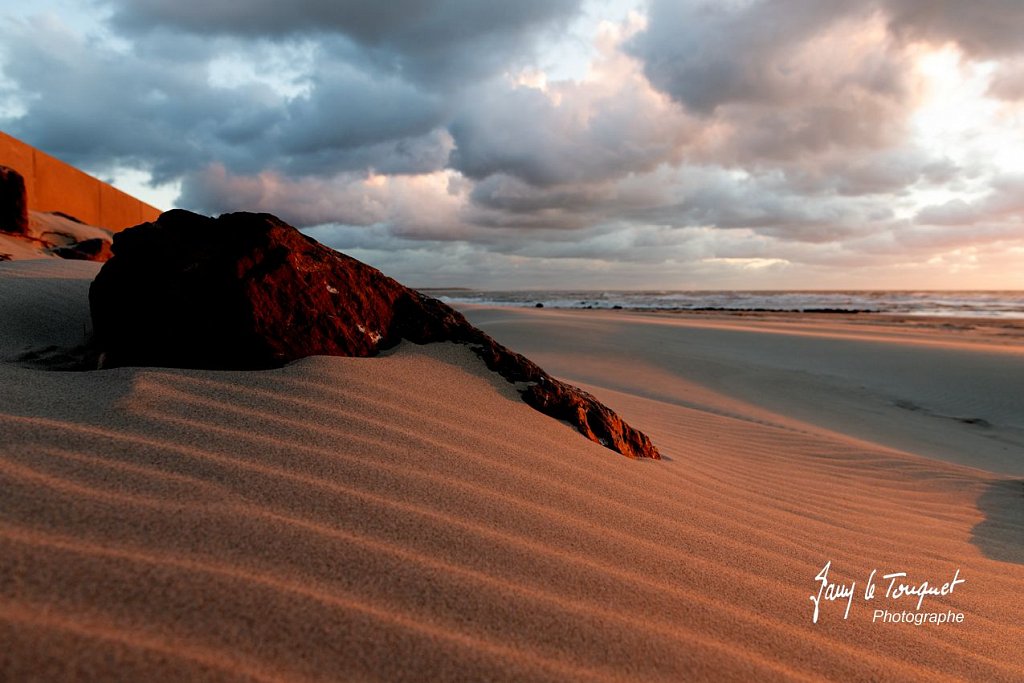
[535,302,544,308]
[51,238,113,262]
[90,210,660,459]
[0,166,28,236]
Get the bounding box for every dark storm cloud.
[468,175,607,222]
[0,18,457,183]
[106,0,583,85]
[627,0,860,114]
[276,129,454,178]
[2,0,591,202]
[280,66,444,155]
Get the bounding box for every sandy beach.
[1,260,1022,681]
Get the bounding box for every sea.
[429,290,1024,320]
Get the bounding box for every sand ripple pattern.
[1,269,1022,681]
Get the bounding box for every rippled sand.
[1,260,1021,681]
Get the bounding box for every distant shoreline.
[434,289,1024,320]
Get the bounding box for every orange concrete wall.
[0,130,162,231]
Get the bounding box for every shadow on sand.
[971,480,1024,565]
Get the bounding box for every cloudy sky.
[3,0,1024,289]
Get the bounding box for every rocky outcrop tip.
[89,210,660,459]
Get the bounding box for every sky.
[2,0,1024,289]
